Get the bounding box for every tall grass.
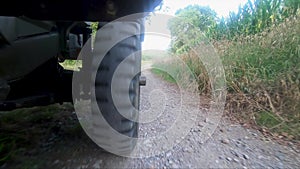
[158,13,299,141]
[210,0,300,40]
[151,54,200,92]
[220,13,300,140]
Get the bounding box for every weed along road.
[1,70,299,169]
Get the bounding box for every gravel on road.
[1,70,299,169]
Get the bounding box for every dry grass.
[154,13,300,143]
[217,13,300,142]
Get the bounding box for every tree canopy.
[167,5,217,54]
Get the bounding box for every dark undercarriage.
[0,0,162,111]
[0,0,162,155]
[0,0,162,21]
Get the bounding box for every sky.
[142,0,250,51]
[159,0,249,17]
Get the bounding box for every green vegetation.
[152,68,176,83]
[60,22,98,71]
[255,111,281,128]
[164,0,300,141]
[210,0,300,39]
[168,5,217,54]
[219,14,299,139]
[59,59,82,71]
[0,104,75,166]
[168,0,300,49]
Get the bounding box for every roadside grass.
[155,14,300,142]
[151,68,176,83]
[221,14,300,141]
[0,103,75,166]
[143,50,180,83]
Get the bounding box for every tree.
[167,5,217,54]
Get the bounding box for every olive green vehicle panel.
[0,17,59,81]
[0,0,163,82]
[0,0,162,103]
[0,17,54,43]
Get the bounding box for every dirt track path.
[2,70,300,169]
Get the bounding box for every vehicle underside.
[0,0,161,110]
[1,0,162,21]
[0,0,162,154]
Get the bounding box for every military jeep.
[0,0,162,154]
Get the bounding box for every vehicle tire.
[91,21,141,155]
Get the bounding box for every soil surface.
[1,70,299,169]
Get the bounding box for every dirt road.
[2,70,300,169]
